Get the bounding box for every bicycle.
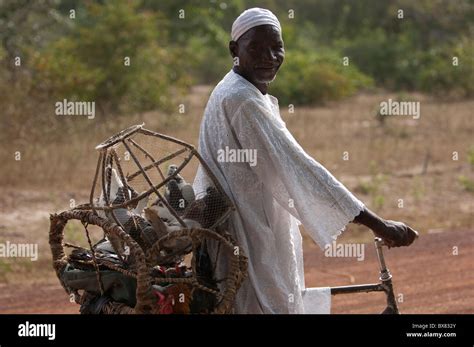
[329,237,399,314]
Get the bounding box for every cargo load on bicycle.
[49,124,247,314]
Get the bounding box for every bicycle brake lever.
[374,237,385,246]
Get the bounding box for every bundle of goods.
[49,124,247,314]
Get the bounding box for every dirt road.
[0,228,472,314]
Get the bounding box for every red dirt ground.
[0,229,472,314]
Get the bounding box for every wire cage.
[49,124,248,314]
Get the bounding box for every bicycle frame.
[329,237,399,314]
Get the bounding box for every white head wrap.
[231,8,281,41]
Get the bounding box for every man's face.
[230,25,285,85]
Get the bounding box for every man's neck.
[232,67,268,95]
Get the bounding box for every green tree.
[32,1,191,114]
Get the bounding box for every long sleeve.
[229,98,365,248]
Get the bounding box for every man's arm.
[353,207,419,247]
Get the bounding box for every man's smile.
[255,65,278,70]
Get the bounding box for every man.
[193,8,418,314]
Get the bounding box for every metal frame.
[329,237,399,314]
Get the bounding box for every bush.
[341,29,420,90]
[30,1,191,114]
[418,37,474,97]
[459,176,474,192]
[186,36,231,84]
[270,49,373,106]
[341,28,473,97]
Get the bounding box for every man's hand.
[375,219,419,248]
[353,207,419,247]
